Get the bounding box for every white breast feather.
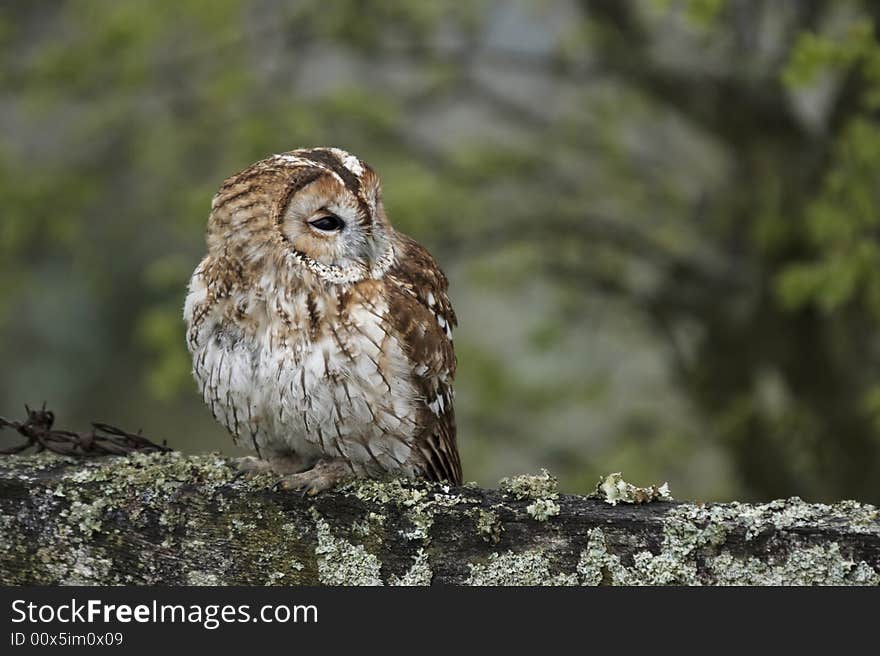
[185,272,418,476]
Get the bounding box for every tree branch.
[1,454,877,585]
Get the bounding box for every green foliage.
[651,0,726,27]
[782,20,880,283]
[775,19,880,455]
[778,117,880,315]
[782,20,880,94]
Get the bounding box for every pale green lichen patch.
[467,550,577,586]
[575,504,880,586]
[595,472,672,506]
[32,539,114,586]
[499,469,560,523]
[351,512,385,539]
[725,497,880,540]
[604,503,742,584]
[476,509,503,544]
[574,527,699,586]
[498,469,558,501]
[708,543,880,586]
[39,451,241,542]
[185,570,223,586]
[389,549,433,586]
[314,516,383,585]
[189,494,310,586]
[62,498,111,537]
[401,507,433,541]
[576,529,628,585]
[1,452,313,585]
[343,476,477,545]
[345,477,436,506]
[526,498,560,521]
[349,477,477,511]
[1,452,78,480]
[59,451,236,489]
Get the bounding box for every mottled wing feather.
[386,233,461,485]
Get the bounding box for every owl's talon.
[273,478,294,492]
[273,475,311,494]
[234,456,272,474]
[272,458,352,496]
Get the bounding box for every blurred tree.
[1,0,878,501]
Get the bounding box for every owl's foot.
[233,454,308,481]
[273,458,353,496]
[233,456,274,477]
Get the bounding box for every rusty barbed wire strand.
[0,404,172,456]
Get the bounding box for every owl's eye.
[308,214,345,232]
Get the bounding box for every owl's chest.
[192,286,418,460]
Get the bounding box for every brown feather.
[386,233,461,485]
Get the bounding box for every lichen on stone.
[1,452,315,585]
[618,503,733,584]
[526,498,560,521]
[186,570,223,586]
[498,469,558,501]
[2,451,77,477]
[727,496,880,540]
[351,512,385,539]
[467,549,577,586]
[708,543,880,586]
[265,570,291,585]
[476,509,503,544]
[346,477,433,506]
[345,476,476,546]
[32,538,114,586]
[576,529,629,585]
[575,502,880,586]
[573,523,701,586]
[497,469,560,524]
[401,507,434,541]
[314,516,383,586]
[389,549,433,586]
[595,472,672,506]
[63,498,110,537]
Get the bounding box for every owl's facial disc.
[279,172,391,282]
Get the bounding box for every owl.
[183,147,460,494]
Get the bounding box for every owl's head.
[207,147,394,284]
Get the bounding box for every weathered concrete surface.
[0,452,878,585]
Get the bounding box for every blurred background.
[2,0,880,503]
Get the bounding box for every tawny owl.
[184,147,460,493]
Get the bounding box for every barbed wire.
[0,404,172,457]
